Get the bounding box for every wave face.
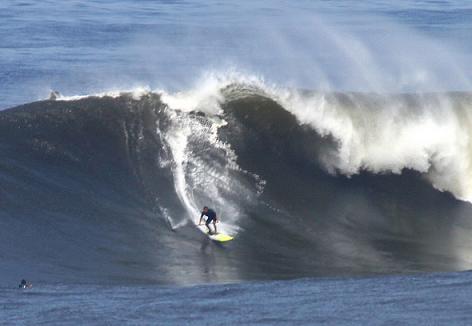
[2,85,472,285]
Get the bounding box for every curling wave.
[1,79,472,285]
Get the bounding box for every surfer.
[19,279,32,289]
[199,206,218,235]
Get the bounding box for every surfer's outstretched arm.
[198,211,205,225]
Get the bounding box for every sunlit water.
[1,0,472,108]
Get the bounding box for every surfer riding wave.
[199,206,219,235]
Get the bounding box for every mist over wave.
[2,77,472,285]
[2,1,472,109]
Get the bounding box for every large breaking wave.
[2,75,472,285]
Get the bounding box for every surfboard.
[197,224,234,242]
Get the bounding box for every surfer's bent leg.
[205,217,214,234]
[213,220,217,234]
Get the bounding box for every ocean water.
[1,0,472,109]
[4,271,472,325]
[2,0,472,324]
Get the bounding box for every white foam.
[159,104,252,235]
[49,86,152,102]
[277,90,472,202]
[159,70,472,203]
[158,70,266,114]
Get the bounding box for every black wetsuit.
[201,209,217,225]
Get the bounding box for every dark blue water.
[3,271,472,325]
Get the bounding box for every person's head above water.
[203,206,208,213]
